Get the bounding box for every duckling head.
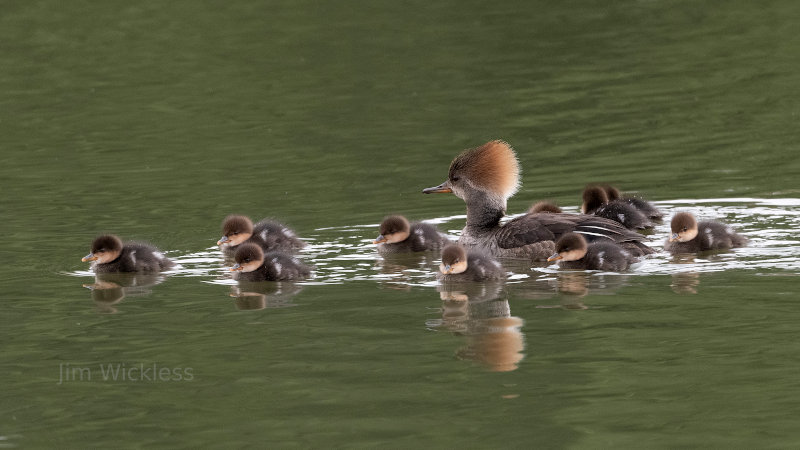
[669,212,698,242]
[82,235,123,264]
[440,244,469,275]
[581,185,609,214]
[231,243,264,273]
[528,200,562,214]
[603,184,622,201]
[218,215,254,247]
[547,232,588,262]
[423,140,520,206]
[374,215,411,244]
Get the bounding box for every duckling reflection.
[435,281,525,372]
[82,272,166,313]
[229,282,304,310]
[669,253,700,295]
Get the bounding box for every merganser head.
[528,200,562,214]
[374,215,411,244]
[581,185,609,214]
[669,212,698,242]
[218,215,254,246]
[604,184,622,201]
[82,235,123,264]
[547,233,588,262]
[423,140,520,204]
[231,243,264,273]
[440,244,469,275]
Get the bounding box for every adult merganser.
[422,140,653,260]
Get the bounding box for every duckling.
[217,215,305,256]
[547,232,636,271]
[528,201,562,214]
[81,235,174,273]
[374,215,449,253]
[423,140,653,260]
[604,185,664,220]
[230,243,311,282]
[582,185,653,230]
[665,212,747,253]
[437,244,506,282]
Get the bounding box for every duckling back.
[559,241,636,271]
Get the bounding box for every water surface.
[3,1,800,448]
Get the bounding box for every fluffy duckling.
[437,244,506,282]
[217,215,305,256]
[230,243,311,282]
[665,212,747,253]
[423,140,653,260]
[547,232,636,271]
[82,235,174,273]
[374,215,449,253]
[604,185,664,220]
[582,185,653,230]
[528,201,562,214]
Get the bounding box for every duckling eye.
[682,227,688,232]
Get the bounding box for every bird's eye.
[682,227,688,232]
[451,176,460,182]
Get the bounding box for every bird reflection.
[82,272,166,313]
[670,254,700,294]
[434,281,525,372]
[229,282,304,310]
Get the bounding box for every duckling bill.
[665,212,747,253]
[82,235,174,273]
[374,215,449,253]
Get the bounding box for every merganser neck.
[465,190,506,231]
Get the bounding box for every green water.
[3,1,800,448]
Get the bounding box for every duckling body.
[665,212,747,253]
[231,243,311,282]
[604,185,664,220]
[437,244,506,282]
[218,215,305,256]
[82,235,174,273]
[374,215,449,254]
[583,186,653,230]
[548,232,636,271]
[422,141,654,261]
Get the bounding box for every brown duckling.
[582,185,653,230]
[82,235,174,273]
[374,215,449,253]
[437,244,506,282]
[547,232,637,271]
[217,215,305,256]
[604,185,664,220]
[665,212,747,253]
[230,243,311,282]
[423,140,653,260]
[528,201,562,214]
